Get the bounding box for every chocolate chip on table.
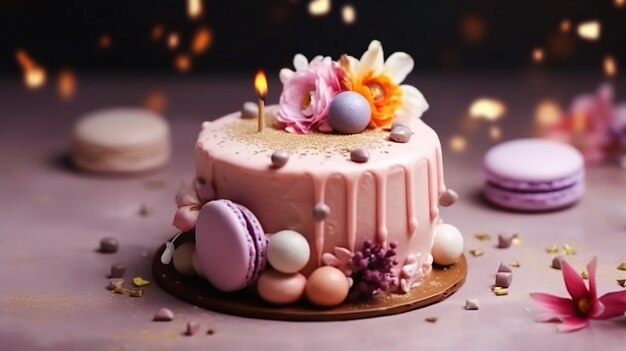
[99,237,119,253]
[185,321,200,336]
[110,263,126,278]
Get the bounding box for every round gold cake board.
[153,231,467,321]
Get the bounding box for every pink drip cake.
[164,40,464,313]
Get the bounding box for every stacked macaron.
[483,139,585,211]
[194,200,267,292]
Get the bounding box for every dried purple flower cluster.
[349,240,398,300]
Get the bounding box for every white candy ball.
[267,230,310,274]
[191,251,205,278]
[432,223,464,266]
[173,242,196,276]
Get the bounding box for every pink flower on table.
[172,178,215,231]
[277,54,343,133]
[530,257,626,332]
[540,84,616,164]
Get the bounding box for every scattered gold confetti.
[57,69,77,100]
[15,49,47,90]
[603,55,618,78]
[113,286,126,295]
[167,32,180,50]
[474,233,491,241]
[132,277,151,287]
[581,270,589,280]
[191,26,214,55]
[535,100,562,127]
[129,288,143,297]
[563,244,576,255]
[99,34,112,49]
[424,316,438,323]
[174,54,192,73]
[545,244,559,254]
[560,19,571,33]
[469,98,507,121]
[341,4,356,25]
[308,0,331,16]
[617,279,626,287]
[532,48,545,63]
[510,261,521,268]
[449,135,467,153]
[187,0,203,19]
[492,287,508,296]
[577,21,601,41]
[512,233,522,245]
[617,262,626,271]
[469,249,483,257]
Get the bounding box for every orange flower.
[340,40,429,129]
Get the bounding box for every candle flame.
[99,35,112,49]
[577,21,601,41]
[151,24,165,42]
[254,70,268,98]
[535,100,562,127]
[174,54,192,73]
[449,135,467,153]
[167,32,180,50]
[615,0,625,8]
[560,19,571,33]
[532,48,545,63]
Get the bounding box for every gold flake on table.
[492,287,508,296]
[617,279,626,288]
[474,233,491,241]
[469,249,484,257]
[132,277,151,287]
[563,244,576,255]
[512,233,522,245]
[510,261,521,268]
[617,262,626,271]
[129,288,143,297]
[545,244,559,254]
[581,270,589,280]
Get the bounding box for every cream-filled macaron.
[72,108,171,173]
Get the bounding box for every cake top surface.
[197,110,440,175]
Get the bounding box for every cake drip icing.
[309,146,445,268]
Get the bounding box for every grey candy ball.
[328,92,371,134]
[389,125,412,143]
[271,150,290,168]
[350,148,370,163]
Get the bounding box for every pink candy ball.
[305,266,349,307]
[257,269,306,305]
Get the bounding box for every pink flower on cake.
[340,40,429,129]
[172,178,215,231]
[530,256,626,332]
[277,54,343,133]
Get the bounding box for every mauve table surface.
[1,74,625,351]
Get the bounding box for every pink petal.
[530,293,575,315]
[321,253,339,266]
[175,181,200,207]
[560,258,589,300]
[557,317,589,333]
[172,206,198,231]
[596,291,626,319]
[333,247,353,263]
[534,313,563,323]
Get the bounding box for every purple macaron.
[483,139,585,211]
[195,199,267,292]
